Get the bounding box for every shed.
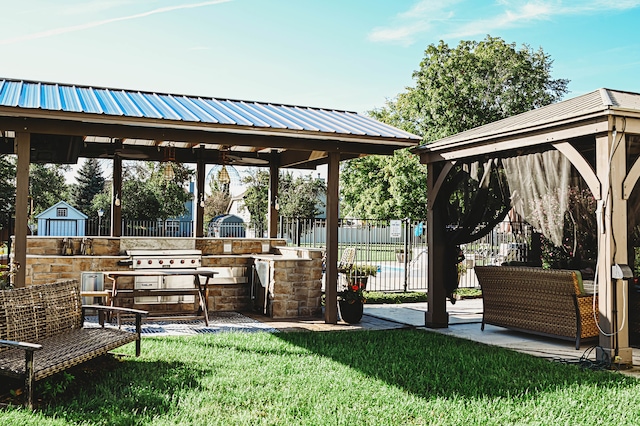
[36,201,88,236]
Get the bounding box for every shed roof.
[0,78,420,168]
[36,201,88,220]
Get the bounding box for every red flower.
[351,285,359,292]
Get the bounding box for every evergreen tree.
[72,158,105,215]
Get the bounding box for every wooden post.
[112,155,122,237]
[425,162,449,327]
[324,152,339,324]
[13,132,30,288]
[596,125,632,365]
[195,155,206,238]
[268,151,280,238]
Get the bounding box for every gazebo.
[414,88,640,366]
[0,77,421,324]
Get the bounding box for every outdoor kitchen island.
[13,236,324,319]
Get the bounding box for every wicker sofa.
[474,266,599,349]
[0,280,146,408]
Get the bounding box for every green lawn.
[2,330,639,425]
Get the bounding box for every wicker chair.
[0,280,147,409]
[474,266,599,349]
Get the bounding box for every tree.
[204,176,231,224]
[241,170,269,230]
[120,162,194,221]
[341,35,569,219]
[71,158,105,215]
[241,170,326,228]
[29,164,70,217]
[340,149,428,219]
[277,172,326,218]
[372,35,568,142]
[0,155,15,229]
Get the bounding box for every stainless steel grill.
[126,249,202,304]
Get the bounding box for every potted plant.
[337,281,366,324]
[337,264,377,324]
[340,264,377,290]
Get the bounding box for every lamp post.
[97,209,104,236]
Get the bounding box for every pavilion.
[0,77,421,324]
[414,88,640,366]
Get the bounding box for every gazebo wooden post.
[268,151,280,238]
[195,154,206,238]
[111,155,122,237]
[425,161,449,327]
[324,151,339,324]
[13,132,30,288]
[596,126,632,365]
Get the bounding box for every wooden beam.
[552,142,601,200]
[427,161,455,209]
[419,121,607,164]
[623,156,640,199]
[425,161,448,328]
[268,151,280,238]
[112,156,122,237]
[0,116,416,155]
[195,152,206,238]
[595,131,633,365]
[324,152,340,324]
[13,132,30,287]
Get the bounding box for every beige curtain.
[502,150,571,247]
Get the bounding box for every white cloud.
[367,0,461,45]
[370,0,640,45]
[446,1,553,38]
[0,0,232,46]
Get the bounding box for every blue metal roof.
[0,79,420,142]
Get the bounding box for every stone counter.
[14,237,323,319]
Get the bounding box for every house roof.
[0,78,421,168]
[415,88,640,162]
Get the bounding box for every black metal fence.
[30,216,532,293]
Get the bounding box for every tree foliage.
[342,35,569,219]
[29,164,70,217]
[340,149,427,219]
[241,170,270,229]
[241,170,326,228]
[203,177,232,223]
[277,172,326,218]
[71,158,105,216]
[371,35,569,142]
[105,161,196,222]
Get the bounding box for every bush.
[364,291,427,304]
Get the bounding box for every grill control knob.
[136,260,141,265]
[180,259,185,264]
[191,259,196,264]
[148,260,153,265]
[170,259,174,264]
[159,260,163,265]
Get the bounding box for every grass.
[2,330,640,425]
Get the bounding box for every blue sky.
[2,0,640,116]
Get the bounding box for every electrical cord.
[551,345,614,371]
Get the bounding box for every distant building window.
[56,208,68,217]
